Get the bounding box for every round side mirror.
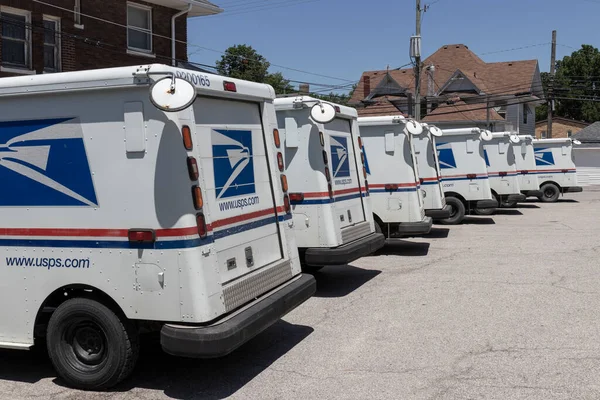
[405,120,423,135]
[429,126,443,137]
[310,102,336,124]
[149,76,196,112]
[480,130,493,141]
[509,134,520,144]
[573,139,582,145]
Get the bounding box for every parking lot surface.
[1,189,599,399]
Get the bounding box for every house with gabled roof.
[350,44,545,135]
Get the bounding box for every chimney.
[426,65,435,112]
[299,83,309,95]
[363,76,371,98]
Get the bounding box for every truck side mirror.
[149,76,196,112]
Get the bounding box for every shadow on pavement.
[557,199,579,203]
[494,209,524,216]
[515,204,540,209]
[374,240,430,257]
[310,265,381,298]
[421,227,450,239]
[0,323,313,399]
[461,217,495,225]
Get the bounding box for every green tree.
[216,44,294,95]
[216,44,269,83]
[553,45,600,122]
[310,84,357,106]
[264,72,294,94]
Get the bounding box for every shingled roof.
[422,100,504,123]
[572,121,600,143]
[350,44,542,120]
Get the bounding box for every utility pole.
[547,30,557,138]
[414,0,422,121]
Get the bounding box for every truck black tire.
[438,197,465,225]
[46,297,139,390]
[474,194,498,216]
[539,183,560,203]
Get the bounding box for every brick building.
[0,0,221,77]
[535,117,589,139]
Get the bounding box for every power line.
[478,43,550,56]
[210,0,323,17]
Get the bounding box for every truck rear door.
[327,118,366,229]
[194,97,283,284]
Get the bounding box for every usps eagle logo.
[534,148,555,166]
[330,135,350,178]
[212,129,255,199]
[435,142,457,169]
[0,117,97,206]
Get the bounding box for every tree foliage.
[539,45,600,123]
[216,44,293,95]
[310,84,357,106]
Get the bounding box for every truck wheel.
[502,200,518,208]
[540,183,560,203]
[474,194,498,215]
[438,197,465,225]
[46,298,139,390]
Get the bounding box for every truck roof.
[0,64,275,100]
[533,138,574,144]
[274,96,358,119]
[357,115,407,126]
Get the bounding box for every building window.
[0,8,31,69]
[523,105,528,124]
[127,3,152,53]
[541,130,547,139]
[568,130,572,138]
[43,16,60,72]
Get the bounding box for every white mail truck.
[531,138,583,202]
[274,96,384,268]
[357,116,432,237]
[0,64,316,389]
[435,128,498,224]
[475,132,526,214]
[412,124,451,220]
[513,135,542,202]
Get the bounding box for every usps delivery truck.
[412,124,451,219]
[274,96,384,268]
[435,128,498,224]
[532,138,583,202]
[514,135,542,202]
[357,116,432,237]
[475,132,526,214]
[0,64,316,389]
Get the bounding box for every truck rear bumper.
[390,217,433,237]
[522,190,543,197]
[506,193,527,202]
[160,274,316,358]
[303,232,385,266]
[425,204,452,219]
[564,186,583,193]
[473,199,498,209]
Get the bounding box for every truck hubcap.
[69,322,106,365]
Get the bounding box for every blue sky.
[187,0,599,93]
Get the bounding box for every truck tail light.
[280,174,288,192]
[192,185,203,209]
[322,150,328,165]
[319,131,324,147]
[467,174,476,179]
[128,229,155,243]
[420,178,424,184]
[283,195,291,213]
[358,136,362,148]
[277,152,284,172]
[223,81,237,92]
[273,129,281,148]
[325,166,331,181]
[334,105,341,113]
[328,183,333,198]
[196,213,208,238]
[364,180,369,193]
[561,169,569,173]
[289,193,304,202]
[182,125,193,150]
[385,184,399,191]
[363,167,367,179]
[520,170,529,174]
[361,152,365,165]
[187,157,199,180]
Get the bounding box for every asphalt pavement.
[1,188,598,399]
